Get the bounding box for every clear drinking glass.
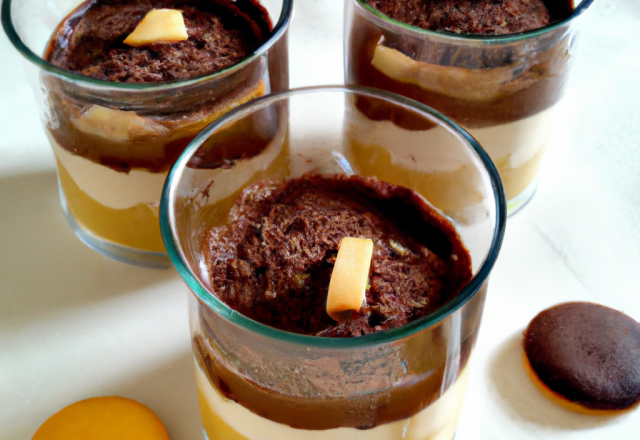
[2,0,292,267]
[345,0,594,214]
[161,86,506,440]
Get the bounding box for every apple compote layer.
[347,0,574,201]
[43,0,273,252]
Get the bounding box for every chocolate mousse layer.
[349,0,575,128]
[43,0,274,173]
[195,175,476,430]
[194,330,478,429]
[46,0,271,83]
[201,175,472,337]
[369,0,552,35]
[524,302,640,411]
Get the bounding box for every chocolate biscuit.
[524,302,640,411]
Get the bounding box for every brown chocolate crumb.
[46,0,271,83]
[202,175,472,337]
[368,0,551,35]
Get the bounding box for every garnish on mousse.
[326,237,374,323]
[123,9,189,47]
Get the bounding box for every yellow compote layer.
[55,155,166,252]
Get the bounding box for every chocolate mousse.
[46,0,270,83]
[369,0,553,35]
[201,175,472,337]
[352,0,575,128]
[192,175,475,432]
[524,302,640,412]
[42,0,278,254]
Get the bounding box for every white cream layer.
[467,108,553,170]
[347,110,473,173]
[51,115,288,212]
[195,361,469,440]
[348,98,553,173]
[50,135,167,210]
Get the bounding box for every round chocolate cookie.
[524,302,640,411]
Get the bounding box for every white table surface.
[1,0,639,438]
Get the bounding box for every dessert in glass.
[345,0,594,213]
[2,0,292,266]
[161,86,506,440]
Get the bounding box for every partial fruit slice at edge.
[31,396,170,440]
[124,9,188,47]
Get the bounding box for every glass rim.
[352,0,595,43]
[160,84,507,348]
[1,0,292,90]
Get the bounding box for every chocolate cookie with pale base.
[523,302,640,414]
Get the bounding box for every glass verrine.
[161,86,506,440]
[1,0,292,267]
[345,0,594,214]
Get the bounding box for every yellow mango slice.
[124,9,188,47]
[31,396,170,440]
[71,105,169,142]
[326,237,373,322]
[371,45,519,101]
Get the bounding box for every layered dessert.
[43,0,277,254]
[344,104,491,225]
[346,0,576,207]
[193,175,477,439]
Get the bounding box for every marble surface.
[1,0,639,438]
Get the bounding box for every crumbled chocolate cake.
[202,175,472,337]
[46,0,271,82]
[368,0,551,35]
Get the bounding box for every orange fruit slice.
[32,396,170,440]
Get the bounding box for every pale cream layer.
[49,135,167,211]
[195,361,469,440]
[346,108,491,226]
[348,99,553,173]
[347,110,474,173]
[467,108,553,170]
[50,115,289,212]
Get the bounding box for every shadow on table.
[116,348,204,440]
[488,332,629,430]
[12,348,203,440]
[0,170,178,323]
